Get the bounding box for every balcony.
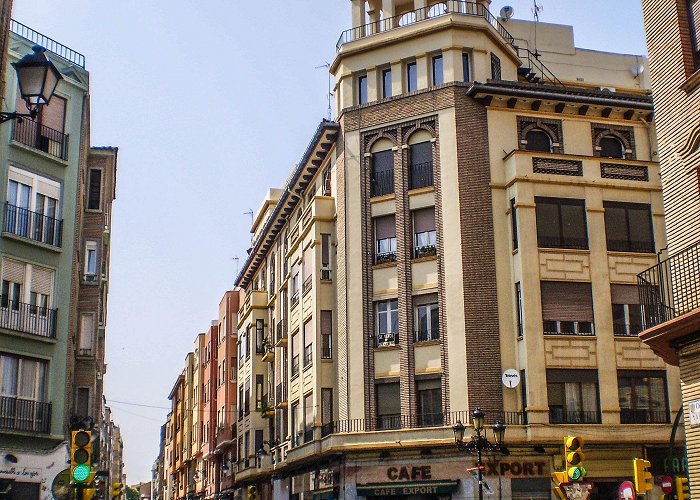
[3,203,62,247]
[549,408,601,425]
[275,321,287,347]
[0,396,51,433]
[638,241,700,327]
[260,395,275,419]
[336,1,515,52]
[375,251,397,265]
[371,169,394,198]
[12,119,68,161]
[409,162,434,190]
[275,383,287,409]
[620,408,669,424]
[0,297,57,339]
[261,342,275,363]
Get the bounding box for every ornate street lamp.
[453,408,509,500]
[1,45,63,123]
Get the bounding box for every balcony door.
[6,180,31,237]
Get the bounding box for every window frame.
[603,201,655,253]
[535,197,589,250]
[431,54,443,86]
[86,168,103,211]
[382,68,392,98]
[406,61,418,92]
[357,73,368,105]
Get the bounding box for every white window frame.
[84,240,98,281]
[79,312,95,356]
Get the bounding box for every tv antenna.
[532,0,543,58]
[315,62,333,120]
[244,209,254,242]
[231,256,240,276]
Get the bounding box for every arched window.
[408,130,433,190]
[599,135,625,158]
[525,128,552,152]
[371,139,394,197]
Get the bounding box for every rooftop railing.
[638,241,700,327]
[336,1,515,52]
[10,19,85,68]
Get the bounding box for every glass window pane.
[560,202,587,244]
[605,205,628,247]
[383,69,392,98]
[618,377,632,409]
[407,63,417,92]
[628,207,653,250]
[535,199,560,245]
[432,56,443,85]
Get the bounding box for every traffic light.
[632,458,653,493]
[550,471,567,499]
[564,436,586,482]
[247,485,257,499]
[675,476,690,500]
[70,430,92,483]
[111,482,123,498]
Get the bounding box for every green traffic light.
[72,464,90,483]
[568,466,583,481]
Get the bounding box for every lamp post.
[1,45,63,123]
[453,408,508,500]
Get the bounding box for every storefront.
[0,443,68,500]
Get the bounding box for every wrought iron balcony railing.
[336,1,515,52]
[12,119,69,160]
[549,408,601,424]
[620,408,669,424]
[3,202,63,247]
[0,396,52,433]
[371,169,394,197]
[409,161,434,190]
[0,296,57,338]
[638,241,700,327]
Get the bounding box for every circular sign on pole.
[502,369,521,388]
[51,468,71,500]
[660,475,673,495]
[619,480,636,500]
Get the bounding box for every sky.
[11,0,648,485]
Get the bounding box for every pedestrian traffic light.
[675,476,690,500]
[247,485,257,499]
[111,482,123,498]
[564,436,586,482]
[632,458,653,493]
[70,430,92,483]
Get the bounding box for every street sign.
[688,399,700,426]
[51,468,71,500]
[619,481,636,500]
[660,475,673,495]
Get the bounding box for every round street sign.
[502,369,520,388]
[619,480,636,500]
[51,468,71,500]
[660,475,673,494]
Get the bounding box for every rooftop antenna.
[532,0,543,58]
[315,62,333,120]
[244,209,254,242]
[231,256,240,276]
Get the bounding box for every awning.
[356,480,460,496]
[312,486,338,499]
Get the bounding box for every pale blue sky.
[11,0,648,484]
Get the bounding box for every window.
[75,387,90,419]
[406,61,417,92]
[303,320,313,368]
[491,53,502,80]
[618,371,669,424]
[254,429,264,455]
[525,128,552,152]
[409,141,433,189]
[463,52,471,82]
[6,167,62,246]
[600,136,625,158]
[291,272,300,306]
[84,240,98,281]
[535,197,588,250]
[515,282,523,337]
[14,92,66,158]
[244,386,250,415]
[432,55,443,85]
[87,169,102,210]
[1,258,55,338]
[291,330,300,377]
[374,215,397,264]
[375,299,398,347]
[688,0,700,68]
[611,285,644,337]
[79,313,95,356]
[302,247,313,294]
[303,393,314,443]
[371,149,394,197]
[238,386,243,420]
[0,353,47,431]
[255,318,265,354]
[255,375,264,410]
[414,297,439,342]
[547,369,600,424]
[358,74,368,104]
[321,234,332,280]
[375,382,401,429]
[540,281,595,336]
[382,68,392,98]
[291,401,300,446]
[416,378,442,426]
[604,202,654,253]
[413,208,436,258]
[510,198,518,250]
[321,311,332,359]
[321,388,333,436]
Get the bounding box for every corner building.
[232,2,682,498]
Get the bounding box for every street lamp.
[453,408,509,500]
[0,45,63,123]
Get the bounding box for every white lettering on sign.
[689,399,700,427]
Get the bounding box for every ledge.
[1,231,62,253]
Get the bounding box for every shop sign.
[0,466,41,480]
[483,460,549,477]
[357,481,459,496]
[386,466,432,481]
[689,399,700,427]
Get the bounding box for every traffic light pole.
[76,484,84,500]
[477,446,484,500]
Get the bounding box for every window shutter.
[375,382,400,415]
[39,95,66,133]
[540,282,594,321]
[375,215,396,240]
[303,247,313,279]
[413,208,435,233]
[610,284,640,305]
[321,388,333,425]
[303,320,313,348]
[1,258,25,284]
[321,310,332,336]
[321,234,330,266]
[31,266,54,296]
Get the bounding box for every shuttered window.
[417,378,443,426]
[31,267,53,296]
[79,313,95,353]
[375,215,397,264]
[541,282,594,335]
[1,258,25,285]
[611,284,644,337]
[376,381,400,429]
[321,310,332,359]
[321,388,333,425]
[87,169,102,210]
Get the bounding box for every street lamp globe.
[452,420,466,445]
[12,45,63,113]
[471,407,485,431]
[492,420,506,445]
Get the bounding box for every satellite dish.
[631,64,645,77]
[500,5,515,20]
